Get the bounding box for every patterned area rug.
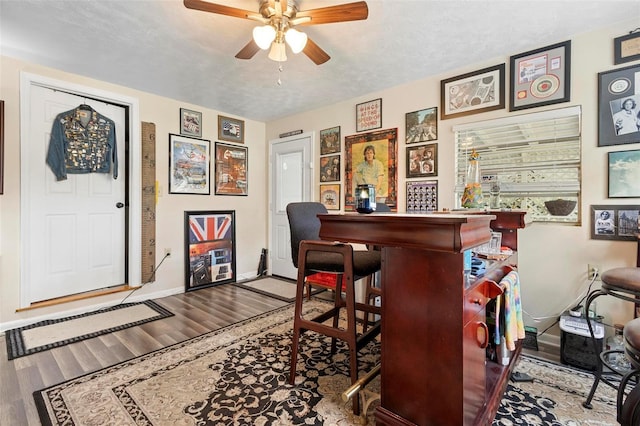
[6,300,173,360]
[33,300,616,425]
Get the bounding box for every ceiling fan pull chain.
[277,63,284,86]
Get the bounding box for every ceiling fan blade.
[183,0,255,19]
[303,38,330,65]
[235,39,261,60]
[296,1,368,26]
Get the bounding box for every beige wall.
[266,19,640,347]
[0,56,267,330]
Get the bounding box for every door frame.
[268,132,314,279]
[19,72,141,308]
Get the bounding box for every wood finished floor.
[0,283,290,425]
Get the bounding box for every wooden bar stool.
[618,317,640,425]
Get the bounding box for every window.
[454,106,581,224]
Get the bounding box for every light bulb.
[252,25,276,50]
[284,28,308,54]
[268,42,287,62]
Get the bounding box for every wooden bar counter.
[318,211,526,426]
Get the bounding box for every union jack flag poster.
[188,212,233,243]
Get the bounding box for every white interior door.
[269,133,313,279]
[23,85,126,303]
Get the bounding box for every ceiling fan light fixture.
[253,25,276,50]
[268,42,287,62]
[284,28,308,54]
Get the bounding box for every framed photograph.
[591,205,640,241]
[509,40,571,111]
[406,180,438,212]
[344,128,398,210]
[320,126,341,155]
[214,142,247,196]
[441,64,505,120]
[356,98,382,132]
[320,184,341,211]
[179,108,202,138]
[406,143,438,178]
[406,107,437,143]
[218,115,245,144]
[614,31,640,65]
[320,154,340,182]
[598,64,640,147]
[169,133,210,195]
[184,210,236,291]
[609,149,640,198]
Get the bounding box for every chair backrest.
[286,202,328,268]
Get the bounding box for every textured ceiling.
[1,0,639,122]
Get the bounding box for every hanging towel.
[497,270,525,351]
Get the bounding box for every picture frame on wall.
[214,142,247,196]
[320,155,340,182]
[598,63,640,147]
[406,143,438,178]
[406,107,437,143]
[320,184,341,211]
[440,64,505,120]
[609,149,640,198]
[184,210,236,291]
[614,31,640,65]
[169,133,210,195]
[179,108,202,138]
[344,128,398,210]
[320,126,341,155]
[590,205,640,241]
[406,180,438,212]
[509,40,571,111]
[356,98,382,132]
[218,115,245,144]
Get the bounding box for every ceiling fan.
[183,0,369,65]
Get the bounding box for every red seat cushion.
[305,272,345,291]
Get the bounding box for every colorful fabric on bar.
[499,270,525,351]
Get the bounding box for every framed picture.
[440,64,505,119]
[320,126,341,155]
[590,205,640,241]
[344,128,398,210]
[509,40,571,111]
[406,180,438,212]
[218,115,244,144]
[598,64,640,147]
[614,31,640,65]
[406,143,438,178]
[180,108,202,138]
[320,154,340,182]
[169,133,210,195]
[609,149,640,198]
[184,210,236,291]
[320,184,341,211]
[406,107,437,143]
[214,142,247,196]
[356,98,382,132]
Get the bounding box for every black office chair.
[286,202,382,415]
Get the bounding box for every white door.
[23,85,127,302]
[269,133,313,279]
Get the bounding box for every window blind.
[454,106,581,223]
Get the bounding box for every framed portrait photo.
[214,142,247,196]
[169,134,210,195]
[344,128,398,210]
[509,40,571,111]
[218,115,245,144]
[441,64,505,120]
[180,108,202,138]
[614,31,640,65]
[406,143,437,178]
[406,107,437,144]
[591,205,640,241]
[320,184,341,211]
[356,98,382,132]
[406,180,438,213]
[320,155,340,182]
[598,64,640,147]
[320,126,341,155]
[609,149,640,198]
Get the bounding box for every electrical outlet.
[164,248,171,257]
[588,264,600,280]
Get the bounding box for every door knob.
[116,202,125,208]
